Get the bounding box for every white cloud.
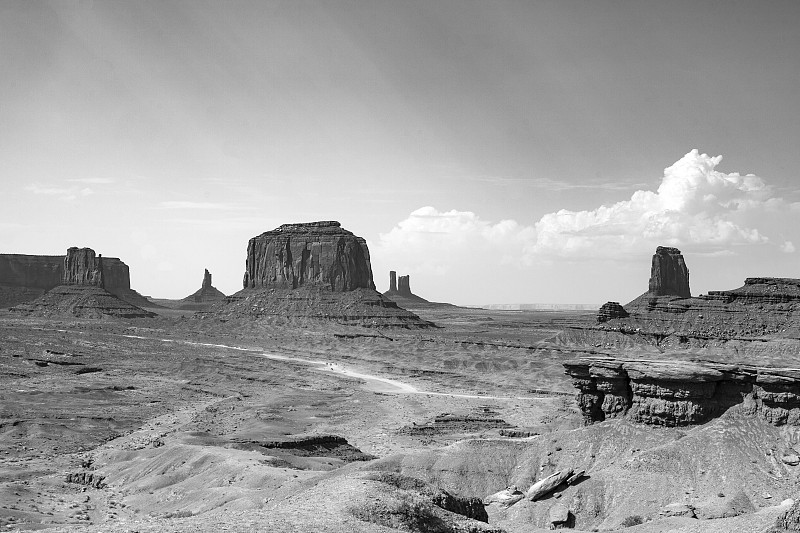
[66,178,116,184]
[782,241,796,253]
[376,150,792,273]
[374,206,535,275]
[530,149,779,258]
[159,201,240,210]
[24,182,95,201]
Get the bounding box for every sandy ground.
[1,305,797,532]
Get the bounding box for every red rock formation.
[63,247,104,288]
[389,271,397,292]
[242,221,375,291]
[597,302,628,323]
[398,275,411,296]
[179,269,226,309]
[0,251,152,308]
[648,246,690,297]
[564,357,800,427]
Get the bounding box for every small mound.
[202,287,435,328]
[10,285,156,318]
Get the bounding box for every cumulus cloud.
[24,183,94,201]
[377,150,794,271]
[530,150,780,258]
[374,206,535,275]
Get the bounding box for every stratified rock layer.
[242,221,375,291]
[649,246,690,297]
[564,357,800,427]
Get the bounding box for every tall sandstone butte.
[242,221,376,292]
[63,247,105,288]
[397,275,411,296]
[648,246,691,297]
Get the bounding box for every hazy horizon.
[2,1,799,305]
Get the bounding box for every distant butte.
[177,269,226,310]
[0,249,156,309]
[382,270,457,309]
[10,247,155,319]
[207,222,434,327]
[593,245,800,344]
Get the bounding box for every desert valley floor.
[2,302,800,533]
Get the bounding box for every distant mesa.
[0,249,157,309]
[176,269,226,310]
[208,222,433,328]
[10,247,156,319]
[592,245,800,343]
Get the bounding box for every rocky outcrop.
[587,246,800,344]
[242,221,375,291]
[211,223,433,327]
[648,246,690,297]
[382,271,436,306]
[564,357,800,427]
[0,251,154,309]
[179,269,226,310]
[10,247,156,318]
[398,275,411,296]
[597,302,628,323]
[63,247,105,287]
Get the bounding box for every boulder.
[781,454,800,466]
[242,221,375,291]
[483,486,525,509]
[549,502,570,524]
[526,469,573,501]
[659,502,696,518]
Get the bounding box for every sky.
[1,0,799,305]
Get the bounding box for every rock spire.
[648,246,690,297]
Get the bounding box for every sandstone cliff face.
[0,254,62,290]
[564,357,800,427]
[242,221,375,292]
[63,247,105,287]
[648,246,690,297]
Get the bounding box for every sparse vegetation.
[620,514,644,527]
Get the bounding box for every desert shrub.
[348,492,449,533]
[364,471,432,493]
[620,514,644,527]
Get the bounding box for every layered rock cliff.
[564,357,800,427]
[242,221,375,291]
